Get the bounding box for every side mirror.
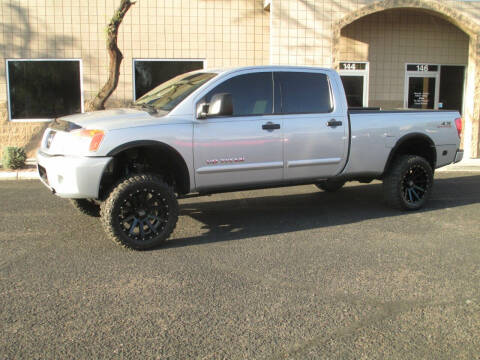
[208,93,233,117]
[197,103,209,119]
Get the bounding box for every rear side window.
[275,72,333,114]
[204,72,273,116]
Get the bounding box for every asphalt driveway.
[1,172,479,359]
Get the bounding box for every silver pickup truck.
[37,66,463,249]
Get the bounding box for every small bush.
[2,147,27,170]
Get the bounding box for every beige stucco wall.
[0,0,270,156]
[1,0,480,157]
[339,8,469,109]
[270,0,480,67]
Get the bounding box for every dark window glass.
[408,77,436,109]
[134,60,204,100]
[205,72,273,116]
[439,65,465,114]
[341,75,364,107]
[275,72,332,114]
[7,60,81,120]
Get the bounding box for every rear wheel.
[101,174,179,250]
[383,155,433,210]
[70,199,100,217]
[315,179,346,192]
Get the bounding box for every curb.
[0,170,38,180]
[0,158,39,180]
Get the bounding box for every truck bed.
[342,109,461,177]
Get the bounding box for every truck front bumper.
[454,149,464,163]
[37,151,112,199]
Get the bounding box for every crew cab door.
[193,71,283,191]
[274,71,348,180]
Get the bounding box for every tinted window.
[205,72,273,116]
[275,72,332,114]
[134,60,204,100]
[7,60,82,120]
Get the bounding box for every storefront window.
[7,60,82,121]
[133,60,205,100]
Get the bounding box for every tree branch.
[85,0,135,112]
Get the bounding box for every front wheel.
[101,174,179,250]
[383,155,434,210]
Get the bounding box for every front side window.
[7,60,82,121]
[204,72,273,116]
[275,72,333,114]
[134,60,204,100]
[134,72,217,113]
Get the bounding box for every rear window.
[275,72,333,114]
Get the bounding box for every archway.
[332,0,480,158]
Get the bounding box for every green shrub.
[2,147,27,170]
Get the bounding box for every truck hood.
[57,108,170,131]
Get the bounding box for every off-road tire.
[315,179,346,192]
[383,155,433,210]
[70,199,100,217]
[100,174,179,250]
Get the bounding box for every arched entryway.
[332,0,480,158]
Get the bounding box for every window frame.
[273,71,335,115]
[132,58,206,101]
[5,58,84,122]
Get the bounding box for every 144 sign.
[340,62,367,71]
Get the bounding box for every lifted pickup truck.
[37,66,463,250]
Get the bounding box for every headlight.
[72,129,105,152]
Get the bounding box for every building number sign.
[339,62,367,71]
[407,64,439,72]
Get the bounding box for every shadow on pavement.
[165,174,480,248]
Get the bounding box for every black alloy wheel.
[118,188,170,241]
[401,163,429,205]
[383,155,433,210]
[101,174,179,250]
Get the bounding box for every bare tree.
[85,0,135,112]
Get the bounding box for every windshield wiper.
[133,103,157,114]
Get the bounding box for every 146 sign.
[407,64,439,72]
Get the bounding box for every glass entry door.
[339,62,369,108]
[407,76,437,109]
[404,64,440,109]
[341,75,365,107]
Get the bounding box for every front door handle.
[262,122,281,131]
[327,119,343,127]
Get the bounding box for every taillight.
[454,118,462,138]
[73,129,105,152]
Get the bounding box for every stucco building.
[1,0,479,158]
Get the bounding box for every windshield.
[134,72,217,112]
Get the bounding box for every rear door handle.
[262,122,281,131]
[327,119,343,127]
